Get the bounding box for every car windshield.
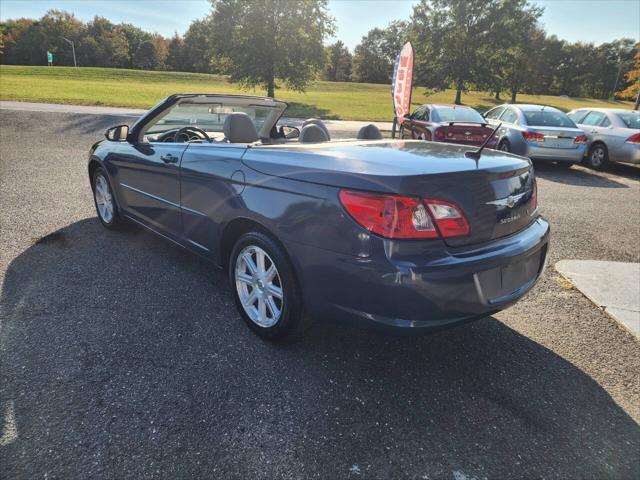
[523,110,576,128]
[142,97,285,141]
[616,112,640,129]
[432,107,484,123]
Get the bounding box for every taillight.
[574,134,588,144]
[424,198,471,237]
[522,131,545,142]
[338,190,470,239]
[626,132,640,144]
[434,128,445,140]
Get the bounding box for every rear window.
[616,112,640,129]
[567,111,588,123]
[523,110,576,128]
[432,107,484,123]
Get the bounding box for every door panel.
[179,143,247,256]
[109,142,187,238]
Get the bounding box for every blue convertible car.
[89,94,549,339]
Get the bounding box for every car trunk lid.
[437,122,496,147]
[525,126,583,149]
[243,140,536,247]
[407,166,537,247]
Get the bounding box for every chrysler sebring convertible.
[89,94,549,339]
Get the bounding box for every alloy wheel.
[234,245,284,328]
[590,146,605,168]
[94,174,114,223]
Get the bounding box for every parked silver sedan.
[484,104,588,168]
[567,108,640,169]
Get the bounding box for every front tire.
[93,167,124,229]
[229,232,308,340]
[586,143,609,170]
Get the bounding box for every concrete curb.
[555,260,640,337]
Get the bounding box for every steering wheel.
[173,126,212,143]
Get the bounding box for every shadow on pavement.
[57,113,140,135]
[533,162,630,188]
[1,219,639,478]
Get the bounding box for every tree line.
[1,0,638,104]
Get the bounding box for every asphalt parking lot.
[1,108,639,479]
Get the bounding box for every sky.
[1,0,638,50]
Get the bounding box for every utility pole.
[61,37,77,68]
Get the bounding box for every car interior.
[139,96,383,146]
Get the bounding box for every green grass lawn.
[0,65,634,121]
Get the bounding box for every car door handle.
[160,154,179,164]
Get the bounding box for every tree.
[477,0,543,102]
[117,23,151,69]
[181,18,216,73]
[352,21,408,84]
[352,29,389,83]
[411,0,500,104]
[616,43,640,104]
[133,40,159,70]
[39,10,84,66]
[209,0,334,97]
[324,41,351,81]
[165,33,184,71]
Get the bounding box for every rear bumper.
[286,217,550,333]
[524,144,586,163]
[609,143,640,164]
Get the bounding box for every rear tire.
[586,143,609,170]
[498,140,511,152]
[229,232,310,340]
[92,167,124,230]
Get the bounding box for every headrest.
[299,124,330,143]
[223,112,259,143]
[357,124,383,140]
[302,118,331,140]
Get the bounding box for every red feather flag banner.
[391,42,414,138]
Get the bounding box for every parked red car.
[400,104,498,148]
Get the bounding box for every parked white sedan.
[567,108,640,169]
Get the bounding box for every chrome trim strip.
[123,214,185,249]
[181,205,207,217]
[120,182,180,208]
[187,239,209,251]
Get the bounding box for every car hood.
[242,139,530,192]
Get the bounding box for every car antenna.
[465,123,502,163]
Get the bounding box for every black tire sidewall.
[588,144,608,169]
[499,140,510,152]
[92,167,120,229]
[228,232,304,340]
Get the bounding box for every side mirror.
[279,125,300,139]
[105,125,129,142]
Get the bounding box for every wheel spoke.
[237,272,253,285]
[266,296,280,318]
[258,297,267,321]
[242,253,258,275]
[266,283,283,299]
[265,264,277,282]
[242,289,258,308]
[256,249,266,273]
